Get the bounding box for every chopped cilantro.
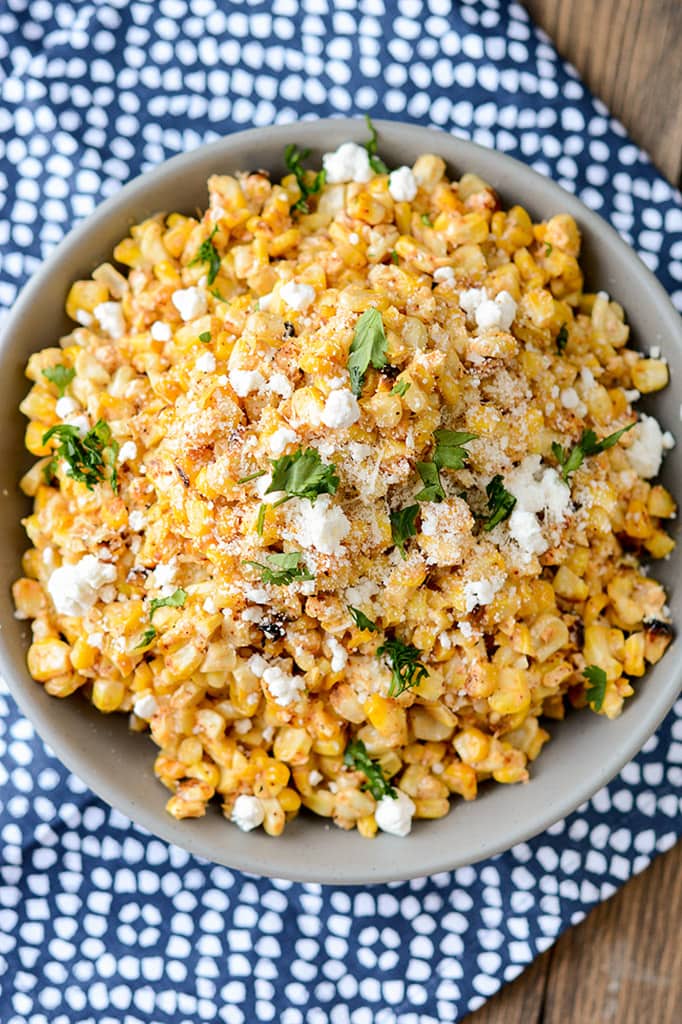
[199,331,212,343]
[556,323,569,354]
[484,475,517,530]
[244,551,313,586]
[390,250,399,265]
[284,143,325,213]
[583,664,607,711]
[421,213,432,226]
[433,429,478,471]
[150,588,187,620]
[134,627,157,650]
[348,307,388,397]
[190,226,221,285]
[238,469,267,484]
[545,242,553,256]
[378,635,429,698]
[42,419,119,492]
[256,503,267,536]
[348,606,378,632]
[42,364,75,397]
[265,447,339,506]
[210,286,226,301]
[364,114,389,174]
[552,423,635,481]
[415,462,445,503]
[344,738,397,801]
[391,379,411,397]
[390,504,419,558]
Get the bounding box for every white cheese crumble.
[463,574,505,613]
[86,632,103,649]
[507,508,548,557]
[117,441,138,464]
[433,266,455,283]
[171,286,207,322]
[345,577,379,606]
[150,320,171,342]
[128,510,146,532]
[624,388,640,403]
[195,351,216,373]
[474,290,517,331]
[326,636,348,672]
[269,427,299,456]
[233,718,252,735]
[293,494,351,555]
[505,455,572,559]
[308,769,323,786]
[152,562,176,588]
[280,280,316,312]
[229,368,265,397]
[374,789,416,837]
[47,555,117,616]
[133,693,158,721]
[321,388,360,429]
[388,165,418,202]
[55,396,79,419]
[202,596,217,614]
[322,142,373,184]
[627,414,675,479]
[75,308,93,327]
[458,620,474,639]
[262,665,305,707]
[247,654,269,678]
[94,301,125,339]
[231,794,265,832]
[66,414,90,437]
[267,372,293,398]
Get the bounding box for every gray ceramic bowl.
[1,119,680,884]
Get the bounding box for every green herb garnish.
[284,143,326,213]
[238,469,267,484]
[348,606,378,632]
[390,504,419,558]
[344,738,396,800]
[364,115,389,174]
[348,307,388,397]
[552,424,635,482]
[265,446,339,506]
[421,213,432,226]
[199,331,212,343]
[134,627,157,650]
[42,419,119,492]
[391,380,411,397]
[556,323,569,354]
[256,503,267,536]
[391,250,399,265]
[583,664,607,711]
[210,286,226,301]
[190,226,221,285]
[433,429,478,471]
[545,242,553,256]
[378,635,429,698]
[244,551,313,586]
[42,364,75,397]
[150,588,187,620]
[484,475,517,530]
[415,462,445,503]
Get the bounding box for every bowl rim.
[1,117,681,884]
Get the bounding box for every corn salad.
[13,137,675,839]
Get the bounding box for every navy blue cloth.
[0,2,681,1022]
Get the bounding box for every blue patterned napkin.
[1,2,681,1021]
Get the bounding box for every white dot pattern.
[1,2,681,1021]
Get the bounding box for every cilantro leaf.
[433,429,478,471]
[189,226,221,285]
[391,379,411,397]
[199,331,211,343]
[42,364,75,397]
[238,469,267,484]
[265,447,339,506]
[552,423,635,481]
[415,462,445,503]
[348,307,388,397]
[284,143,326,213]
[390,504,419,558]
[364,115,389,174]
[377,635,429,698]
[344,738,397,801]
[390,250,399,265]
[556,323,568,354]
[484,475,517,530]
[348,605,378,632]
[134,627,157,650]
[244,551,313,586]
[150,588,187,619]
[583,664,607,711]
[421,213,432,226]
[42,419,119,492]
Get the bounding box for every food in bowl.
[12,125,676,839]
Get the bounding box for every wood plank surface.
[524,0,682,185]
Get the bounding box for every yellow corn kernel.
[27,639,72,681]
[453,727,490,764]
[312,735,346,757]
[12,578,46,619]
[648,485,676,518]
[25,421,52,457]
[273,727,313,765]
[357,814,378,839]
[631,358,669,394]
[553,566,589,602]
[624,499,651,540]
[45,673,83,698]
[644,530,676,559]
[92,678,126,713]
[623,633,646,677]
[414,797,450,819]
[70,637,97,671]
[441,761,477,800]
[364,694,407,740]
[164,642,205,682]
[410,704,457,742]
[178,737,203,766]
[488,668,531,717]
[301,789,335,817]
[278,787,302,814]
[65,279,109,320]
[583,624,622,681]
[186,761,221,788]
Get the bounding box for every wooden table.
[466,2,682,1020]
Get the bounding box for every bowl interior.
[1,119,680,884]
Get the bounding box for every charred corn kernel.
[92,678,125,713]
[648,485,676,518]
[631,358,669,393]
[27,639,72,681]
[553,566,589,602]
[623,633,646,676]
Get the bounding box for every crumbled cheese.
[458,620,474,639]
[248,654,269,678]
[152,562,176,588]
[75,308,93,327]
[258,292,275,311]
[229,368,265,397]
[293,494,350,555]
[505,455,572,559]
[475,290,517,331]
[150,320,171,342]
[128,510,146,532]
[433,266,455,283]
[94,301,125,339]
[322,142,373,184]
[321,388,360,429]
[345,577,379,606]
[195,351,216,373]
[117,441,138,464]
[308,769,323,786]
[432,763,444,775]
[508,508,547,557]
[87,632,103,649]
[171,286,207,322]
[202,596,217,614]
[66,414,90,437]
[133,693,158,720]
[231,794,265,832]
[374,789,416,837]
[55,396,79,419]
[624,388,640,403]
[262,665,305,707]
[560,387,580,410]
[269,427,299,456]
[326,636,348,672]
[648,345,661,359]
[267,372,293,398]
[459,287,488,317]
[211,205,226,222]
[388,166,418,202]
[581,367,596,390]
[244,586,271,605]
[234,718,252,735]
[438,631,452,649]
[47,555,117,616]
[349,232,359,245]
[627,414,673,479]
[280,280,316,312]
[463,574,505,613]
